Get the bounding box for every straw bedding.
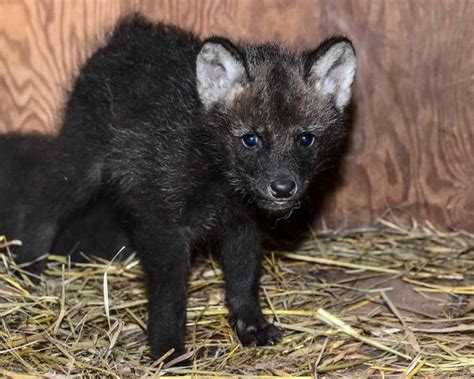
[1,220,473,377]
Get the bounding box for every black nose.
[269,179,297,199]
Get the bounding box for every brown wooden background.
[0,0,473,231]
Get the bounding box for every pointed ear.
[306,37,356,111]
[196,38,248,109]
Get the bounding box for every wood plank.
[0,0,472,230]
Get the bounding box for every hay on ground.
[0,220,473,377]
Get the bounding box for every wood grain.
[0,0,472,231]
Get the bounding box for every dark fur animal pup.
[0,15,356,360]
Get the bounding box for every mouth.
[272,200,290,206]
[259,198,297,212]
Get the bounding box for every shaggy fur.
[0,14,356,360]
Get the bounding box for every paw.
[149,333,187,364]
[232,318,282,347]
[150,344,187,364]
[12,258,46,286]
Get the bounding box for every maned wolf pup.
[0,14,356,359]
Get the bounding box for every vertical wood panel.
[0,0,472,230]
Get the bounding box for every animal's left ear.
[305,37,356,111]
[196,37,248,109]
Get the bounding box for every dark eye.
[242,133,259,148]
[298,133,315,147]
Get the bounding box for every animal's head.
[196,36,356,213]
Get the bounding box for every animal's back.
[61,15,202,140]
[56,15,206,203]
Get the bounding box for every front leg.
[219,220,282,347]
[132,226,190,360]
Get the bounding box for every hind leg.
[2,143,103,279]
[12,217,57,278]
[22,178,102,275]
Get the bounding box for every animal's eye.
[298,133,315,147]
[242,133,259,148]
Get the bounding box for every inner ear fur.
[304,36,356,110]
[196,37,249,108]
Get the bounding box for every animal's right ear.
[196,38,248,109]
[305,37,356,111]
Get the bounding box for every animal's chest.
[181,190,229,234]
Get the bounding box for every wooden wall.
[0,0,472,231]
